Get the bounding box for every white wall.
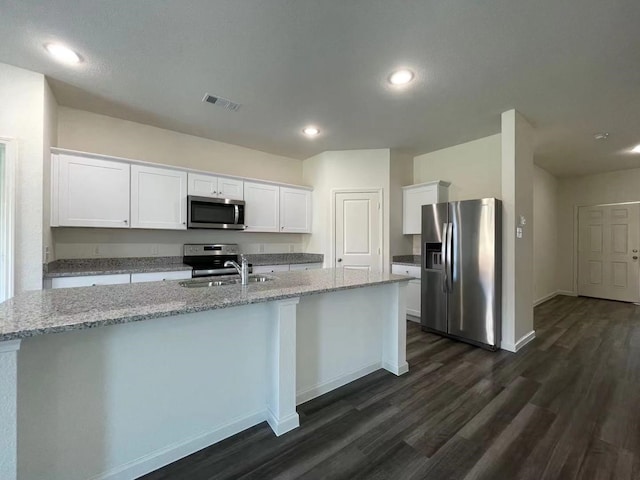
[413,134,502,201]
[389,151,413,258]
[53,107,308,259]
[556,167,640,293]
[58,107,303,184]
[501,110,535,351]
[533,166,559,303]
[43,80,58,265]
[0,63,45,292]
[412,133,502,254]
[302,149,392,270]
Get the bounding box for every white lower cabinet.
[289,263,323,271]
[51,274,131,289]
[392,264,421,320]
[407,280,421,319]
[253,264,290,274]
[131,165,187,230]
[130,271,192,283]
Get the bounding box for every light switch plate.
[516,227,523,239]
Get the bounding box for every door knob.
[337,258,343,263]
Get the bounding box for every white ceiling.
[0,0,639,177]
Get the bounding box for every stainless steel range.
[183,244,250,278]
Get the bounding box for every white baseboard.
[266,409,300,437]
[88,409,266,480]
[501,330,536,353]
[557,290,578,297]
[533,291,560,306]
[383,361,409,376]
[296,361,382,405]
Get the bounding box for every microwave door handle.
[234,204,239,224]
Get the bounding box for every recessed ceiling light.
[302,126,320,137]
[593,132,609,141]
[44,43,81,64]
[632,144,640,153]
[388,69,414,85]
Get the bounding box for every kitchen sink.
[179,275,273,288]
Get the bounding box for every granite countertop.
[44,254,325,278]
[244,253,323,266]
[44,257,192,278]
[392,255,421,267]
[0,268,409,341]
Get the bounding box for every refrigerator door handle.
[441,222,448,293]
[446,222,453,293]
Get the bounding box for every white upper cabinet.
[131,165,187,230]
[187,173,243,200]
[280,187,311,233]
[217,177,244,200]
[55,154,130,228]
[244,181,280,232]
[402,181,450,234]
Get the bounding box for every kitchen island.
[0,268,409,480]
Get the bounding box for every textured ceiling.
[0,0,639,177]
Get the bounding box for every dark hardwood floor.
[141,295,640,479]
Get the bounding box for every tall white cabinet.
[54,154,130,228]
[131,165,187,230]
[402,181,450,234]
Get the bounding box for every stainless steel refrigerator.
[421,198,502,350]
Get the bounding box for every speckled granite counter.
[392,255,421,266]
[1,268,409,341]
[244,253,323,266]
[44,257,192,278]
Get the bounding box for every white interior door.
[335,191,382,271]
[578,203,640,302]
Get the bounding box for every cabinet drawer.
[289,263,323,271]
[391,264,421,278]
[252,264,290,274]
[51,274,131,289]
[130,271,192,283]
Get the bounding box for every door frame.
[0,137,17,302]
[330,188,384,272]
[574,201,640,299]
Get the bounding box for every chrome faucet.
[224,255,249,286]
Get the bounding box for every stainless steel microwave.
[187,196,245,230]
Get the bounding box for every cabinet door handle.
[182,222,186,225]
[124,219,128,224]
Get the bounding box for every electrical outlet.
[259,244,265,253]
[151,244,159,256]
[94,245,101,257]
[289,244,295,253]
[44,246,50,263]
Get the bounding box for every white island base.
[0,281,407,480]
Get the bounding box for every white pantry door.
[578,203,640,302]
[334,191,382,271]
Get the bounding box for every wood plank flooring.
[141,295,640,479]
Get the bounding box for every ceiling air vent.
[202,93,241,112]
